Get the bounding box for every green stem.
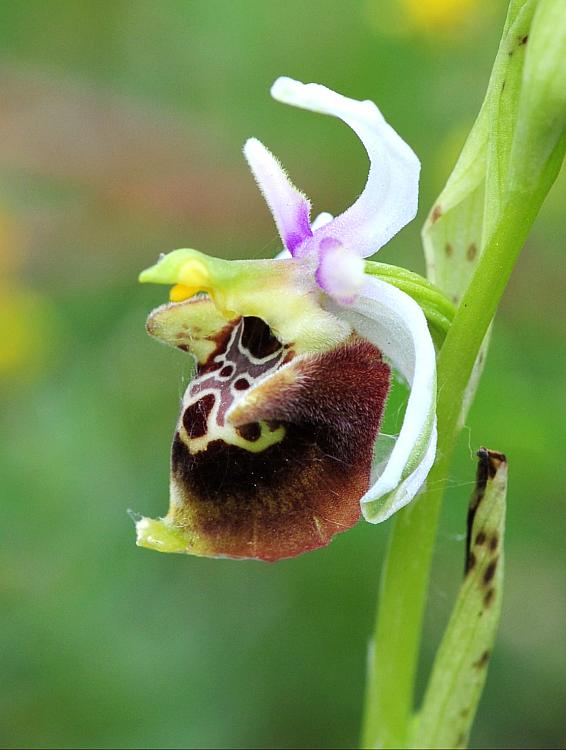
[361,465,447,749]
[360,196,538,749]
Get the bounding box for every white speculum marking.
[178,317,289,454]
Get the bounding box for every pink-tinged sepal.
[243,138,313,255]
[271,77,420,260]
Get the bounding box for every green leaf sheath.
[410,450,507,749]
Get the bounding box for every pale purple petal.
[244,137,313,255]
[315,238,365,304]
[271,77,420,258]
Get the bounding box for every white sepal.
[330,275,437,522]
[271,77,420,259]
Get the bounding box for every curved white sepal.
[244,137,312,255]
[331,276,437,522]
[271,77,420,258]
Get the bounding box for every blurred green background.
[1,1,565,748]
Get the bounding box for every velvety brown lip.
[171,326,391,561]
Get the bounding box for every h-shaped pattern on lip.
[178,315,292,455]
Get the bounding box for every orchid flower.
[135,77,437,562]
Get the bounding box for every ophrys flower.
[136,78,437,561]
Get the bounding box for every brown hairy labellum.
[168,316,390,561]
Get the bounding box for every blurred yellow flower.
[0,211,54,381]
[0,283,53,379]
[365,0,491,38]
[403,0,479,32]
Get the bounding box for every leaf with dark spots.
[411,448,507,748]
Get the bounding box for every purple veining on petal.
[285,202,313,255]
[243,138,315,258]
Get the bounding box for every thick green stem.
[361,460,448,749]
[360,195,538,749]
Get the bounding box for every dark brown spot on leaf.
[484,588,495,607]
[483,558,498,585]
[431,204,442,223]
[445,242,453,257]
[475,531,486,546]
[519,34,528,45]
[473,650,491,669]
[467,242,477,261]
[489,534,499,552]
